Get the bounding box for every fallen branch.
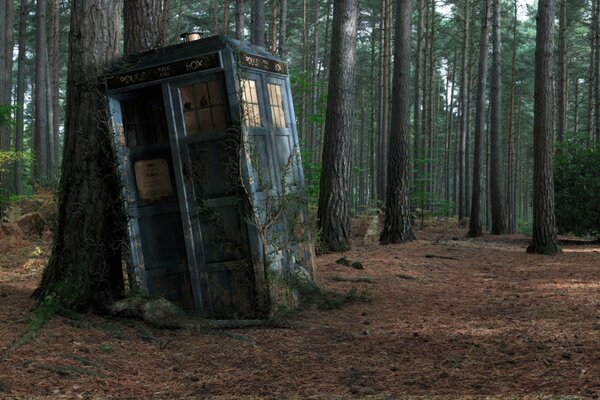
[423,254,460,260]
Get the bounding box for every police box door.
[167,72,259,318]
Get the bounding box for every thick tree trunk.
[489,0,508,234]
[251,0,266,47]
[124,0,166,55]
[35,0,124,310]
[380,0,415,244]
[317,0,359,252]
[527,0,560,255]
[467,0,490,238]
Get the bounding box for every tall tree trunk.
[596,0,600,141]
[36,0,124,310]
[506,0,518,234]
[124,0,166,55]
[527,0,560,255]
[317,0,359,252]
[380,0,416,244]
[1,0,15,191]
[235,0,244,41]
[377,0,392,204]
[358,91,367,213]
[34,0,49,184]
[251,0,266,47]
[223,0,229,34]
[589,0,596,140]
[557,0,567,142]
[278,0,287,57]
[49,0,60,178]
[467,0,490,238]
[458,0,470,221]
[309,0,321,164]
[270,0,277,53]
[14,0,28,195]
[413,0,424,191]
[489,0,508,234]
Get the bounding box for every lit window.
[267,83,287,128]
[241,79,261,127]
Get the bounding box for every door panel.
[169,72,258,318]
[112,85,194,310]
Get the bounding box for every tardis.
[104,35,316,319]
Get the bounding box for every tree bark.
[124,0,166,56]
[377,0,392,204]
[467,0,490,238]
[557,0,567,142]
[317,0,359,252]
[35,0,125,310]
[527,0,560,255]
[34,0,49,183]
[412,0,424,192]
[380,0,416,244]
[279,0,287,57]
[489,0,508,234]
[235,0,244,41]
[49,0,61,178]
[458,0,470,221]
[0,0,14,184]
[14,0,29,195]
[506,0,518,234]
[251,0,266,47]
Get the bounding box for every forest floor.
[1,211,600,398]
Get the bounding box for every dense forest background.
[0,0,598,240]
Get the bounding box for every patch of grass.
[98,343,113,353]
[329,276,375,284]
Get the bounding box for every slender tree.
[467,0,490,238]
[557,0,567,142]
[251,0,266,47]
[378,0,392,203]
[527,0,560,254]
[49,0,61,176]
[35,0,124,310]
[458,0,470,221]
[489,0,508,234]
[317,0,359,252]
[279,0,287,57]
[380,0,415,244]
[14,0,29,195]
[33,0,49,183]
[0,0,14,183]
[235,0,244,40]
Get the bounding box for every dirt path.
[1,222,600,398]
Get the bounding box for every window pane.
[241,79,261,127]
[267,83,286,128]
[180,78,228,135]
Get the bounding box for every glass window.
[180,79,227,135]
[120,86,169,147]
[241,79,261,127]
[267,83,287,128]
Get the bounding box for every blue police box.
[104,34,316,319]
